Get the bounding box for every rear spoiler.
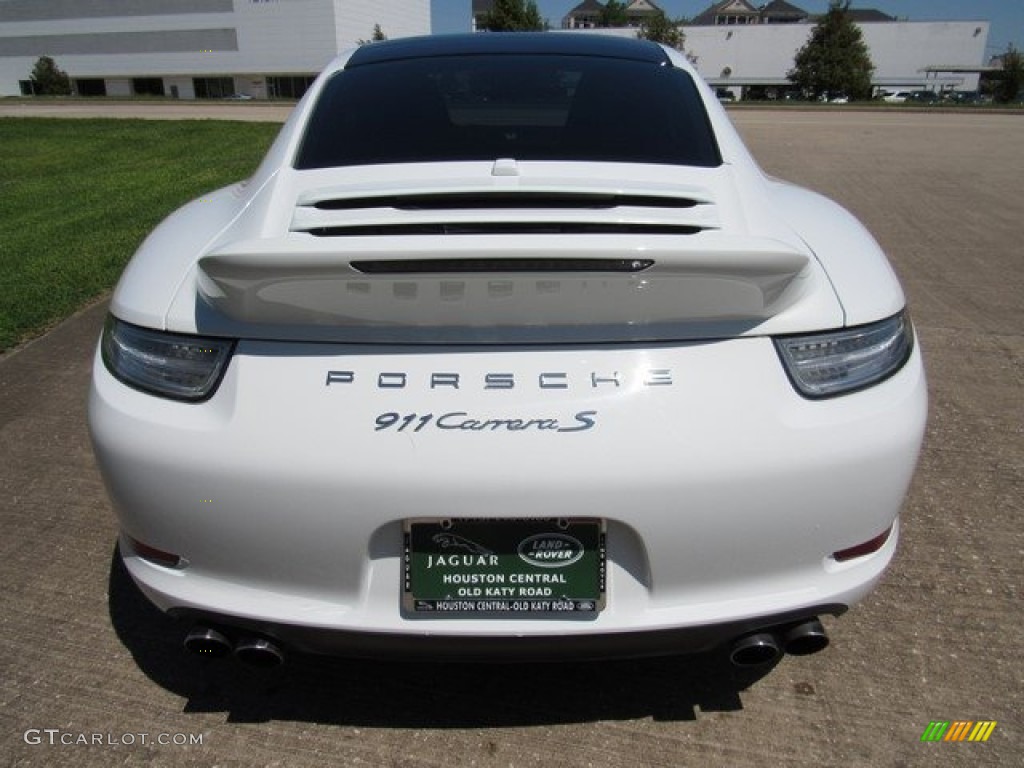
[192,233,839,343]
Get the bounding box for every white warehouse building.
[557,21,990,95]
[0,0,431,99]
[548,0,990,95]
[682,20,990,95]
[510,0,991,96]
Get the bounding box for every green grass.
[0,118,281,351]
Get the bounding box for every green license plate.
[403,518,606,616]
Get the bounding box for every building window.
[133,77,164,96]
[718,15,756,25]
[266,75,315,100]
[76,79,107,97]
[193,76,235,99]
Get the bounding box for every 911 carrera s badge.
[374,410,596,433]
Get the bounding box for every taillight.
[774,311,914,398]
[101,316,234,402]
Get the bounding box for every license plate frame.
[403,518,606,617]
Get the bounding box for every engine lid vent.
[290,187,720,238]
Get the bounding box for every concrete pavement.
[0,108,1020,767]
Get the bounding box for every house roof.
[692,1,760,26]
[566,0,607,16]
[760,0,808,20]
[625,0,664,15]
[845,8,896,22]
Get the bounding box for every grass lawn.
[0,118,281,352]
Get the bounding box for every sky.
[431,1,1022,59]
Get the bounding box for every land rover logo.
[518,533,585,569]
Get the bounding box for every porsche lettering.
[325,369,673,389]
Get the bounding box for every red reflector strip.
[833,525,893,562]
[128,537,182,568]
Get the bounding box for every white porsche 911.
[88,33,926,668]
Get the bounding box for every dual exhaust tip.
[729,618,829,667]
[183,626,284,668]
[185,617,829,669]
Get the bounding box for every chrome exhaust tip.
[234,636,284,668]
[782,618,830,656]
[729,632,782,667]
[183,626,233,658]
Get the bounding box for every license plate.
[403,518,606,616]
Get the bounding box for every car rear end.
[89,34,926,665]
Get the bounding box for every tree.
[993,45,1023,103]
[598,1,630,28]
[358,24,387,45]
[638,11,685,51]
[788,1,874,100]
[479,0,545,32]
[29,56,71,96]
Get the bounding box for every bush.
[29,56,71,96]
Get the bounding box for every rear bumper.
[90,336,926,650]
[167,601,848,661]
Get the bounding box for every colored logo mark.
[921,721,997,742]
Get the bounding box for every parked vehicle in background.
[881,91,910,103]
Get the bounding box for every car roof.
[344,32,671,69]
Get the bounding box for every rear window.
[295,54,721,169]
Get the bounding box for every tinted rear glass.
[295,54,721,169]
